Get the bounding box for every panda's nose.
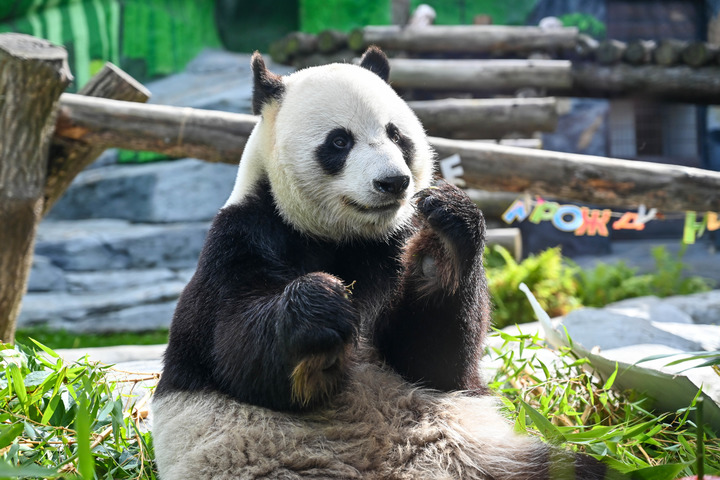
[373,175,410,195]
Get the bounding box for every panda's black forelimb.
[374,180,491,393]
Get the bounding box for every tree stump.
[0,33,72,342]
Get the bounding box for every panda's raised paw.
[414,180,486,254]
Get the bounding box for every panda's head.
[225,47,435,241]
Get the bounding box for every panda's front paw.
[414,180,485,260]
[278,272,359,407]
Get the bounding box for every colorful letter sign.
[501,196,718,244]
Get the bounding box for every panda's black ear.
[359,46,390,83]
[251,51,285,115]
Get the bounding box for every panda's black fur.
[156,172,489,412]
[152,47,624,480]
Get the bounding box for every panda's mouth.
[343,197,402,214]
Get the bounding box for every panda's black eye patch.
[386,123,415,166]
[316,128,354,175]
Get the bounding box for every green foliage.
[573,246,713,308]
[0,341,156,479]
[486,245,713,328]
[488,329,720,478]
[14,329,169,350]
[486,246,581,328]
[559,13,607,38]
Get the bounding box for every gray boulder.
[35,219,208,271]
[18,282,184,329]
[46,159,237,223]
[27,255,67,292]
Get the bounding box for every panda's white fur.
[153,348,554,480]
[224,62,433,241]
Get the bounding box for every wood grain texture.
[0,33,71,342]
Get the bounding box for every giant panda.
[152,47,623,479]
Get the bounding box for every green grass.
[0,340,156,479]
[488,329,720,479]
[14,330,169,351]
[1,333,717,479]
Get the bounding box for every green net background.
[0,0,221,91]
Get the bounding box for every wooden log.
[269,36,291,65]
[623,40,656,65]
[317,29,347,54]
[52,95,720,212]
[653,39,688,66]
[596,39,626,65]
[570,63,720,104]
[347,25,578,54]
[430,136,720,212]
[682,42,719,68]
[387,58,573,91]
[407,97,558,139]
[44,63,150,216]
[285,32,318,57]
[0,33,72,343]
[54,93,256,164]
[575,34,599,57]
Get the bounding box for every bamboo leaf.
[0,461,60,478]
[519,400,566,445]
[6,364,27,407]
[28,337,60,359]
[75,396,95,480]
[628,462,690,480]
[41,394,62,425]
[0,423,23,450]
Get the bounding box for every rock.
[661,290,720,325]
[145,48,293,113]
[604,295,694,324]
[560,308,702,351]
[18,282,185,329]
[34,219,209,271]
[65,268,181,293]
[52,301,179,333]
[27,255,67,292]
[46,159,237,223]
[600,344,720,405]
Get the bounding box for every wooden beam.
[55,93,256,164]
[430,136,720,212]
[52,95,720,212]
[348,25,579,54]
[387,58,573,91]
[44,63,150,216]
[407,97,558,139]
[570,63,720,103]
[0,33,72,342]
